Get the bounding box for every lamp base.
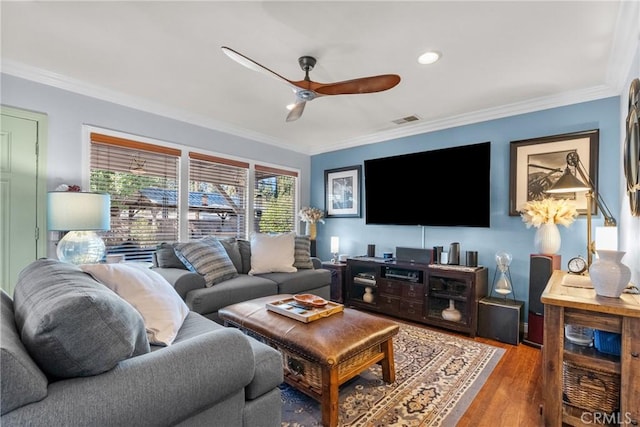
[57,231,106,265]
[589,250,631,298]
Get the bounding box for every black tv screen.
[364,141,491,227]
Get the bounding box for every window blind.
[90,133,180,260]
[188,152,249,240]
[254,165,298,234]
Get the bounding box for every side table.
[321,261,347,303]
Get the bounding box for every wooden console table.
[541,270,640,426]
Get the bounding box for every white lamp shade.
[330,236,339,253]
[48,192,111,231]
[595,226,618,251]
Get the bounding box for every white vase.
[442,299,461,322]
[363,287,375,303]
[534,222,561,255]
[589,250,631,298]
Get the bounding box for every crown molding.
[0,60,304,153]
[1,60,621,157]
[309,84,619,155]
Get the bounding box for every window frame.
[82,126,302,244]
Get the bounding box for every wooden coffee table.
[219,294,399,427]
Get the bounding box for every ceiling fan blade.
[221,46,298,89]
[286,101,306,122]
[312,74,401,95]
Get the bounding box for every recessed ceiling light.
[418,51,441,65]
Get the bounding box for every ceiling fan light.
[418,51,441,65]
[286,103,296,111]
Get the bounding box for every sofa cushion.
[293,235,314,269]
[249,232,296,275]
[185,275,277,316]
[174,239,238,287]
[1,291,48,415]
[258,268,332,295]
[12,258,150,379]
[81,263,190,346]
[155,242,187,269]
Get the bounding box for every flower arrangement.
[298,206,325,224]
[520,198,578,228]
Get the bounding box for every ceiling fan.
[221,46,401,122]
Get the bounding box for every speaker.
[478,297,524,345]
[396,247,432,264]
[525,254,561,346]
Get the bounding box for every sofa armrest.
[311,257,322,269]
[2,328,256,426]
[152,267,206,299]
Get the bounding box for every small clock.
[568,256,588,274]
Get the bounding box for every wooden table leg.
[542,304,563,426]
[321,365,340,427]
[380,338,396,383]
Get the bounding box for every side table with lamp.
[540,147,638,425]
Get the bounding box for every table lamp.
[330,236,340,263]
[48,192,111,264]
[545,152,616,266]
[546,152,630,297]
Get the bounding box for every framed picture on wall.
[325,165,361,218]
[509,129,599,216]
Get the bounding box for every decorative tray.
[266,296,344,323]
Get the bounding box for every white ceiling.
[1,1,638,155]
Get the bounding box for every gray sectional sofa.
[1,259,283,426]
[151,237,332,323]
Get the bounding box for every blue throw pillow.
[12,258,150,379]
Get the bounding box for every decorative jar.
[589,250,631,298]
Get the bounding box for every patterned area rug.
[280,323,504,427]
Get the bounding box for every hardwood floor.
[457,337,544,427]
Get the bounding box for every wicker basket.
[562,361,620,413]
[281,344,381,392]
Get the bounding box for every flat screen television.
[364,141,491,227]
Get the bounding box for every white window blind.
[90,133,181,260]
[254,165,298,233]
[188,152,249,239]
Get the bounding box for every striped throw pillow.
[174,238,238,287]
[294,235,314,269]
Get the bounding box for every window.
[254,165,298,234]
[188,152,249,240]
[90,133,181,261]
[89,130,300,252]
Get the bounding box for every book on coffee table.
[266,297,344,323]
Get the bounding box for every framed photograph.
[509,129,599,216]
[325,165,361,218]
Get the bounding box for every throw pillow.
[12,258,150,379]
[81,263,190,346]
[155,242,187,269]
[249,232,297,275]
[174,238,238,286]
[293,235,314,269]
[219,237,243,273]
[237,238,252,274]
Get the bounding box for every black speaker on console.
[524,254,561,347]
[395,247,432,264]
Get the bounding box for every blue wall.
[311,97,620,312]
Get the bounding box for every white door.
[0,107,47,295]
